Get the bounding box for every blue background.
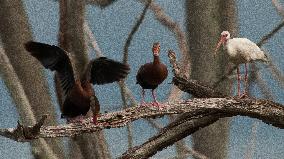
[0,0,283,158]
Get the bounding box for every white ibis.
[214,31,268,97]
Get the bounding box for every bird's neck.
[223,38,229,45]
[153,55,160,64]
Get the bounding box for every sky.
[0,0,283,158]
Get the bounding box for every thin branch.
[139,0,191,76]
[118,81,134,149]
[119,0,152,148]
[123,0,151,64]
[257,20,284,47]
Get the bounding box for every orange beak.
[214,36,225,57]
[153,47,160,56]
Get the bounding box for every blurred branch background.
[0,0,283,158]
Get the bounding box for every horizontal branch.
[119,97,284,159]
[0,97,283,142]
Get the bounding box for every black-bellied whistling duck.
[136,42,168,108]
[214,31,268,97]
[24,41,130,124]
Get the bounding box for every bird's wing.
[24,41,75,94]
[87,57,130,85]
[229,38,267,61]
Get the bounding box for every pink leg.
[140,89,147,106]
[151,89,163,109]
[93,114,98,125]
[237,66,241,97]
[244,63,248,94]
[240,63,249,98]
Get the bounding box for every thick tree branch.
[118,97,284,159]
[118,50,284,158]
[0,97,283,142]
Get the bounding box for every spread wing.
[24,41,75,94]
[86,57,130,85]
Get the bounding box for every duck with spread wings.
[24,41,130,124]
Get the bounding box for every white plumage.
[214,31,268,97]
[225,38,268,64]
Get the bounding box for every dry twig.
[139,0,191,76]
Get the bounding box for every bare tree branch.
[139,0,191,76]
[168,51,226,98]
[123,0,151,64]
[118,96,284,159]
[257,20,284,47]
[272,0,284,17]
[119,0,152,148]
[0,97,283,141]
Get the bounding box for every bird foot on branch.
[139,101,148,107]
[239,92,249,99]
[67,115,86,124]
[151,101,165,110]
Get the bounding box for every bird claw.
[67,115,85,124]
[151,101,165,110]
[239,92,249,99]
[139,101,148,107]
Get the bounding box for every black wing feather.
[24,41,75,94]
[89,57,130,85]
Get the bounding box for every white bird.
[214,31,268,97]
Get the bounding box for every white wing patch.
[225,38,266,64]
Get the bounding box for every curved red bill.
[214,36,225,57]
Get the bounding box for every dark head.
[214,31,231,56]
[152,42,160,56]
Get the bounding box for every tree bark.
[185,0,238,158]
[0,0,64,158]
[1,97,283,141]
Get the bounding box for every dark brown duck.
[24,41,130,124]
[136,42,168,107]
